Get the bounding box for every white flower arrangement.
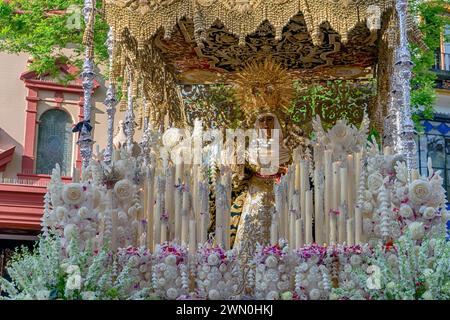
[195,245,242,300]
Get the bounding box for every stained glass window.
[36,109,73,176]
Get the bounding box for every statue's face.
[258,115,275,138]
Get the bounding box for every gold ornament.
[232,59,294,122]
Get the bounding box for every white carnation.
[399,204,413,218]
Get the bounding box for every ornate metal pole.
[103,28,118,165]
[78,0,95,168]
[393,0,417,171]
[124,72,135,151]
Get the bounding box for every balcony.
[432,51,450,90]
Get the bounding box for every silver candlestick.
[103,28,118,165]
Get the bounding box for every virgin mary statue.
[232,112,291,258]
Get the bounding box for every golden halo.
[232,58,294,121]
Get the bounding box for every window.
[36,109,73,176]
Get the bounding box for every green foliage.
[409,0,450,128]
[287,79,376,129]
[0,0,108,80]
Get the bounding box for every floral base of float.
[1,122,449,300]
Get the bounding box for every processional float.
[40,0,448,299]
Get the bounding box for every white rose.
[422,207,436,220]
[114,179,133,201]
[207,253,220,266]
[408,222,425,240]
[408,179,431,205]
[55,207,67,220]
[266,291,279,300]
[66,274,82,290]
[368,173,384,192]
[166,287,179,300]
[164,254,177,266]
[309,288,321,300]
[208,289,221,300]
[399,204,413,218]
[157,278,166,287]
[265,255,278,269]
[62,183,84,205]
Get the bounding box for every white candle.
[200,182,209,244]
[314,169,323,245]
[300,160,308,221]
[174,161,184,242]
[215,184,224,247]
[324,150,332,243]
[181,189,190,246]
[189,219,196,254]
[346,218,354,245]
[289,212,296,247]
[111,209,118,252]
[383,146,393,155]
[347,154,355,220]
[355,207,362,244]
[295,219,303,249]
[270,220,278,245]
[165,165,175,238]
[161,221,167,243]
[146,168,154,251]
[339,166,347,243]
[305,190,313,244]
[72,167,80,183]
